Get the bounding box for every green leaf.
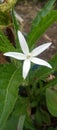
[29,54,57,84]
[27,10,57,47]
[17,115,25,130]
[47,127,54,130]
[24,116,35,130]
[13,98,28,116]
[55,128,57,130]
[5,115,25,130]
[46,78,57,117]
[4,116,19,130]
[31,0,56,28]
[4,97,28,130]
[0,63,23,129]
[0,31,16,52]
[0,11,11,28]
[35,109,51,124]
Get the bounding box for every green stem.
[12,7,20,49]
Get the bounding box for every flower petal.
[4,52,26,60]
[23,59,31,79]
[31,42,52,56]
[18,31,29,54]
[31,57,52,68]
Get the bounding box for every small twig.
[43,34,52,41]
[14,11,24,31]
[14,11,24,24]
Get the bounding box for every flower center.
[27,53,31,59]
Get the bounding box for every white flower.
[4,31,52,79]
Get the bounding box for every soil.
[0,0,57,63]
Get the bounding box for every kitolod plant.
[0,0,57,130]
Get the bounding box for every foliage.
[0,11,12,28]
[0,0,17,12]
[0,0,57,129]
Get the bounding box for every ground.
[0,0,57,63]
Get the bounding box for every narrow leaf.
[0,31,16,52]
[27,0,56,47]
[29,54,57,83]
[46,79,57,117]
[27,10,57,48]
[4,97,28,130]
[31,0,56,28]
[0,63,23,129]
[0,11,11,28]
[17,115,25,130]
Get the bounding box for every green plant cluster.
[0,0,57,130]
